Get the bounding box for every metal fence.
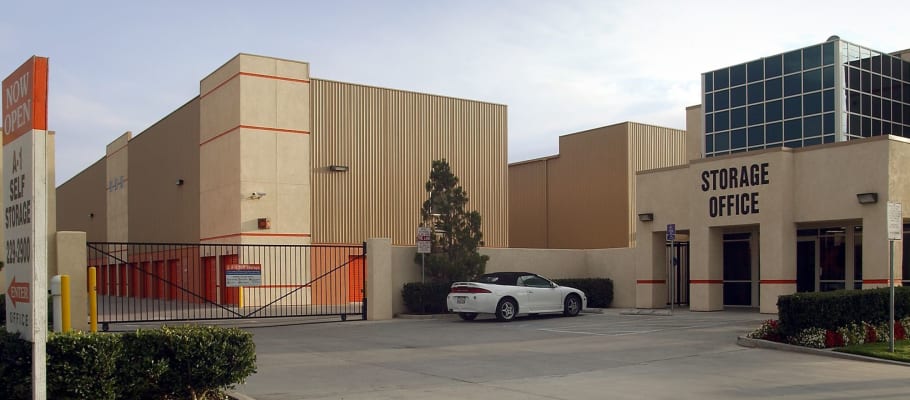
[86,242,366,329]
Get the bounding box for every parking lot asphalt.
[234,309,909,400]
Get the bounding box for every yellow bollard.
[239,286,244,308]
[89,267,98,333]
[61,275,72,332]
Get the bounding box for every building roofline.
[508,154,559,167]
[310,77,507,107]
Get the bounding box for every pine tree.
[416,159,488,282]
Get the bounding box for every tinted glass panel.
[883,99,891,121]
[715,110,729,131]
[766,77,782,100]
[804,115,822,137]
[748,82,763,104]
[823,66,834,88]
[804,92,822,115]
[784,96,802,119]
[715,131,730,151]
[862,116,872,137]
[882,55,892,76]
[766,122,783,142]
[849,113,862,136]
[824,134,835,143]
[715,89,729,110]
[784,50,802,74]
[731,64,747,87]
[715,68,729,90]
[803,45,822,69]
[705,134,714,152]
[748,126,764,146]
[731,128,747,149]
[748,103,764,126]
[823,89,834,112]
[804,137,822,146]
[704,73,713,91]
[893,102,902,124]
[785,140,802,148]
[872,96,881,119]
[822,41,834,65]
[766,100,783,121]
[731,86,746,108]
[705,93,714,113]
[784,74,802,97]
[823,112,835,134]
[748,60,763,82]
[705,113,714,133]
[765,55,783,78]
[848,67,861,91]
[803,68,822,92]
[893,58,903,80]
[731,107,747,128]
[785,119,802,140]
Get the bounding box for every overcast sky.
[3,0,909,185]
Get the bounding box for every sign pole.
[666,224,676,314]
[889,239,895,353]
[886,202,901,353]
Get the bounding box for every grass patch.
[835,340,910,363]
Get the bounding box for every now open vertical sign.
[3,55,50,400]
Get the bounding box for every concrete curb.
[227,390,257,400]
[736,336,910,367]
[620,308,673,316]
[395,313,459,320]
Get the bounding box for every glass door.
[796,239,817,292]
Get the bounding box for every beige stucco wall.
[105,132,131,242]
[636,136,909,314]
[310,79,508,247]
[128,99,200,243]
[509,122,685,249]
[199,54,312,245]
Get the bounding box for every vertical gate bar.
[362,241,367,320]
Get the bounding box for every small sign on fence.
[225,264,262,287]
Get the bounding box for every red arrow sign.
[6,277,30,308]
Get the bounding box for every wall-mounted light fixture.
[175,179,184,186]
[249,192,267,200]
[89,213,94,219]
[638,213,654,222]
[329,165,349,172]
[856,192,878,204]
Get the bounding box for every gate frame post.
[365,238,393,320]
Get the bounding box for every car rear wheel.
[495,298,518,321]
[458,312,478,321]
[563,294,581,317]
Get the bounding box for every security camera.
[249,192,267,199]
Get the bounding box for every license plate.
[456,296,466,304]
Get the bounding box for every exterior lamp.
[638,213,654,222]
[329,165,349,172]
[856,192,878,204]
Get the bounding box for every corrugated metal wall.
[311,79,508,247]
[628,122,687,245]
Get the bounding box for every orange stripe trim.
[200,71,310,99]
[760,280,797,284]
[863,279,892,284]
[247,284,312,289]
[637,280,666,284]
[199,124,310,147]
[200,232,312,242]
[690,280,723,284]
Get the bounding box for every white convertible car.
[446,272,587,321]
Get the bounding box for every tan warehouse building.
[509,122,686,249]
[58,53,508,247]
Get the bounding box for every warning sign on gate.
[225,264,262,287]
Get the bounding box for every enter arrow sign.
[6,277,30,308]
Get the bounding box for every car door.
[518,275,561,312]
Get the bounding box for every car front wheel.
[563,294,581,317]
[458,312,478,321]
[495,298,518,321]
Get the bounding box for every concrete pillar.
[690,226,723,311]
[56,231,88,332]
[635,230,668,308]
[862,208,899,288]
[366,237,393,320]
[759,219,797,314]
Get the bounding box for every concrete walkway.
[233,309,909,399]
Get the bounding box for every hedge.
[0,325,256,400]
[553,278,613,308]
[402,278,613,313]
[777,287,910,338]
[0,294,5,324]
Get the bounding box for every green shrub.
[47,331,121,400]
[0,330,30,400]
[0,326,256,399]
[777,287,910,338]
[553,278,614,308]
[402,282,452,314]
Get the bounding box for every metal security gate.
[86,242,366,329]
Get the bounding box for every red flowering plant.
[747,320,782,342]
[824,330,845,348]
[895,320,907,341]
